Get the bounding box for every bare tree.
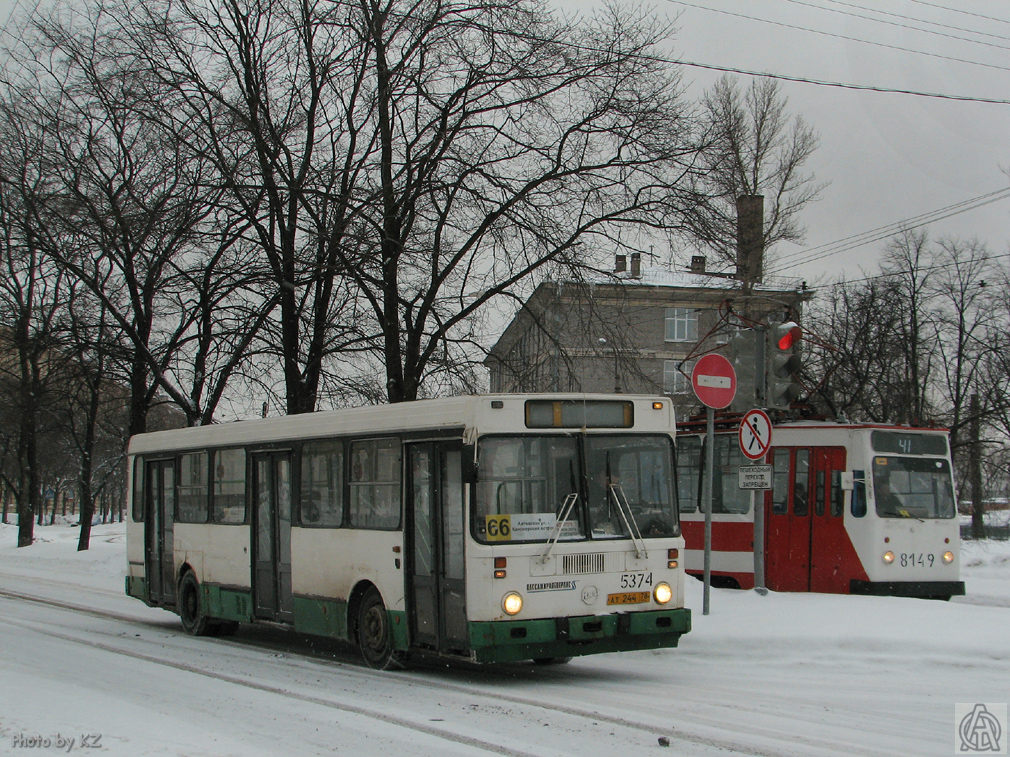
[695,76,824,270]
[12,4,266,430]
[111,0,715,406]
[0,93,76,546]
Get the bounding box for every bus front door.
[144,459,175,606]
[406,442,467,655]
[252,451,294,623]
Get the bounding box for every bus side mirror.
[840,472,854,491]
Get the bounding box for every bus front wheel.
[356,587,400,670]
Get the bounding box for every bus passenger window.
[131,456,145,523]
[301,440,343,527]
[349,438,401,529]
[177,452,209,523]
[213,449,247,524]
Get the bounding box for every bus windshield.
[584,436,678,539]
[473,434,678,543]
[871,456,956,519]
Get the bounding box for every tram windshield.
[473,435,678,543]
[871,456,956,519]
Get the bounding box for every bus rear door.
[406,442,467,656]
[251,451,294,622]
[144,459,176,605]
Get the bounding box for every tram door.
[808,447,848,593]
[252,451,294,622]
[765,447,811,591]
[144,459,176,605]
[765,446,847,592]
[406,442,467,655]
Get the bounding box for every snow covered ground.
[1,519,1007,756]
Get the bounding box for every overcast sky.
[554,0,1010,286]
[3,0,1008,289]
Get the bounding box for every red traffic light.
[775,323,802,351]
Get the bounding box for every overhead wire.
[664,0,1010,73]
[770,188,1010,269]
[804,250,1010,290]
[908,0,1010,26]
[780,0,1010,52]
[817,0,1010,43]
[767,189,1010,276]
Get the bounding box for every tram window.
[300,440,344,527]
[177,452,209,523]
[132,456,145,522]
[676,436,701,513]
[714,435,749,514]
[851,470,866,517]
[830,470,843,517]
[814,470,825,516]
[213,448,247,524]
[771,450,789,514]
[793,450,810,516]
[349,438,401,529]
[871,457,956,519]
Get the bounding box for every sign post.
[691,355,737,616]
[738,409,773,594]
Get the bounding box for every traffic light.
[766,321,803,410]
[726,328,763,411]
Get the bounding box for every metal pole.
[752,488,766,593]
[703,406,714,615]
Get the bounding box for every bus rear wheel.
[357,587,400,670]
[178,571,212,636]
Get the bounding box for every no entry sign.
[739,408,773,460]
[691,354,737,409]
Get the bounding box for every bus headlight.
[882,551,895,565]
[502,591,523,616]
[942,551,955,564]
[653,582,673,605]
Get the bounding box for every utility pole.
[969,393,985,539]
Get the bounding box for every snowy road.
[2,522,1008,756]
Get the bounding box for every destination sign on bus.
[525,400,634,428]
[484,513,580,542]
[870,430,947,456]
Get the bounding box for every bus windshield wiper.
[539,492,579,563]
[609,483,648,559]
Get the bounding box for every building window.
[665,308,699,342]
[663,359,695,395]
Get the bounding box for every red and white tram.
[677,420,965,600]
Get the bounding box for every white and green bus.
[125,394,691,668]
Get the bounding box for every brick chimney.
[690,255,706,274]
[736,195,764,285]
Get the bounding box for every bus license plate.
[607,591,651,605]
